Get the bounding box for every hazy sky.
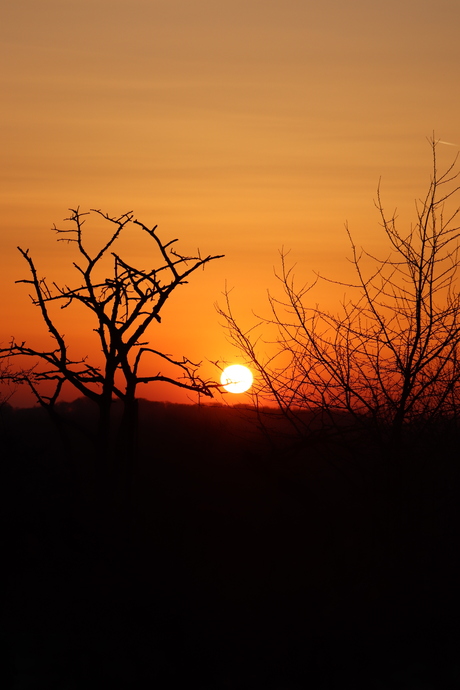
[1,0,460,404]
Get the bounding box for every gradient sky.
[1,0,460,405]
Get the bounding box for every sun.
[220,364,253,394]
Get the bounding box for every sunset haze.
[1,0,459,405]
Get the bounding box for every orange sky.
[1,0,460,406]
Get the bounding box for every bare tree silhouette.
[218,137,460,446]
[1,208,223,502]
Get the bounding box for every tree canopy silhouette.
[1,208,224,460]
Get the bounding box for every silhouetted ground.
[2,399,460,688]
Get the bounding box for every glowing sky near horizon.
[1,0,459,405]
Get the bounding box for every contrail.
[438,140,459,147]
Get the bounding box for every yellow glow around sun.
[221,365,253,394]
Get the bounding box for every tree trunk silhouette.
[0,208,224,557]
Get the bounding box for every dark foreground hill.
[2,399,460,688]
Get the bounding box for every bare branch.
[220,138,460,443]
[5,209,224,459]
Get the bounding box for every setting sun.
[220,365,253,394]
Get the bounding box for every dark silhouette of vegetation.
[2,399,460,687]
[0,362,15,408]
[1,209,223,503]
[219,138,460,446]
[3,144,460,687]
